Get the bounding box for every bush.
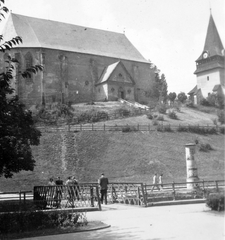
[186,101,196,108]
[157,115,164,121]
[200,98,210,106]
[115,107,131,117]
[217,110,225,124]
[206,193,224,211]
[168,110,178,120]
[164,124,173,132]
[122,125,137,132]
[177,125,188,132]
[0,211,82,234]
[157,103,167,114]
[74,109,108,124]
[199,143,213,152]
[146,112,154,119]
[152,119,158,126]
[219,126,225,134]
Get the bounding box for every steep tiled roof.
[188,85,198,95]
[196,14,224,61]
[2,13,148,63]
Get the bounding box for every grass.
[0,103,224,192]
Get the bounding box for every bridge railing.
[33,184,101,210]
[144,180,225,203]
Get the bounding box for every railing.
[1,180,224,211]
[107,182,147,206]
[33,184,101,210]
[36,122,224,134]
[144,180,225,204]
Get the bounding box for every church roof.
[196,14,224,61]
[2,13,148,63]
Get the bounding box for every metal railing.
[33,184,101,210]
[144,180,225,204]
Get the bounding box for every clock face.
[203,52,208,59]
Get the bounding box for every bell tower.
[194,12,224,102]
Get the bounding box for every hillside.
[0,104,224,192]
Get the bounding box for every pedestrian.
[48,178,55,186]
[159,174,163,190]
[72,176,80,200]
[98,173,109,205]
[55,177,63,208]
[151,173,160,192]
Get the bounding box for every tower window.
[207,76,209,81]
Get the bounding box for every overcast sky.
[4,0,225,94]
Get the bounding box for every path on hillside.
[20,204,224,240]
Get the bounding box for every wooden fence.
[37,122,224,134]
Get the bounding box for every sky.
[3,0,225,94]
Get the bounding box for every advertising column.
[185,143,199,189]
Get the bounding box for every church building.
[0,13,154,107]
[188,13,225,105]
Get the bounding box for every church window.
[111,87,115,92]
[119,73,123,77]
[207,76,209,81]
[25,52,33,69]
[127,89,131,94]
[41,53,45,64]
[85,80,89,86]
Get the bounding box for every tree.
[0,1,42,178]
[147,65,168,102]
[177,92,187,103]
[168,92,177,103]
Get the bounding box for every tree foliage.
[177,92,187,103]
[168,92,177,103]
[0,2,42,178]
[147,66,168,102]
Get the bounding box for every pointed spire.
[196,13,224,61]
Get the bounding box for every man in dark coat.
[98,173,109,204]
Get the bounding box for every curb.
[147,199,206,207]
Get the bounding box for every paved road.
[20,203,224,240]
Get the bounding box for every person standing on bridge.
[159,174,163,190]
[98,173,109,205]
[151,173,160,192]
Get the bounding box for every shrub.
[177,125,188,132]
[186,101,196,108]
[75,109,108,123]
[0,211,83,234]
[219,126,225,134]
[199,143,213,152]
[200,98,210,106]
[206,193,224,211]
[217,110,225,124]
[152,119,158,126]
[157,103,167,114]
[146,112,154,119]
[115,107,131,117]
[168,110,178,120]
[157,124,164,132]
[122,125,137,132]
[164,124,173,132]
[157,115,164,121]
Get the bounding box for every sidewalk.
[19,203,225,240]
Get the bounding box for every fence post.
[172,182,176,200]
[68,124,70,132]
[148,124,150,132]
[80,124,82,131]
[202,179,206,198]
[90,186,94,207]
[137,124,139,131]
[19,190,22,210]
[92,124,94,131]
[23,192,26,206]
[104,124,105,131]
[140,183,147,207]
[137,187,140,205]
[96,186,102,211]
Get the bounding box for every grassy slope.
[0,104,224,192]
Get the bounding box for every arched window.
[25,52,33,69]
[24,52,33,81]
